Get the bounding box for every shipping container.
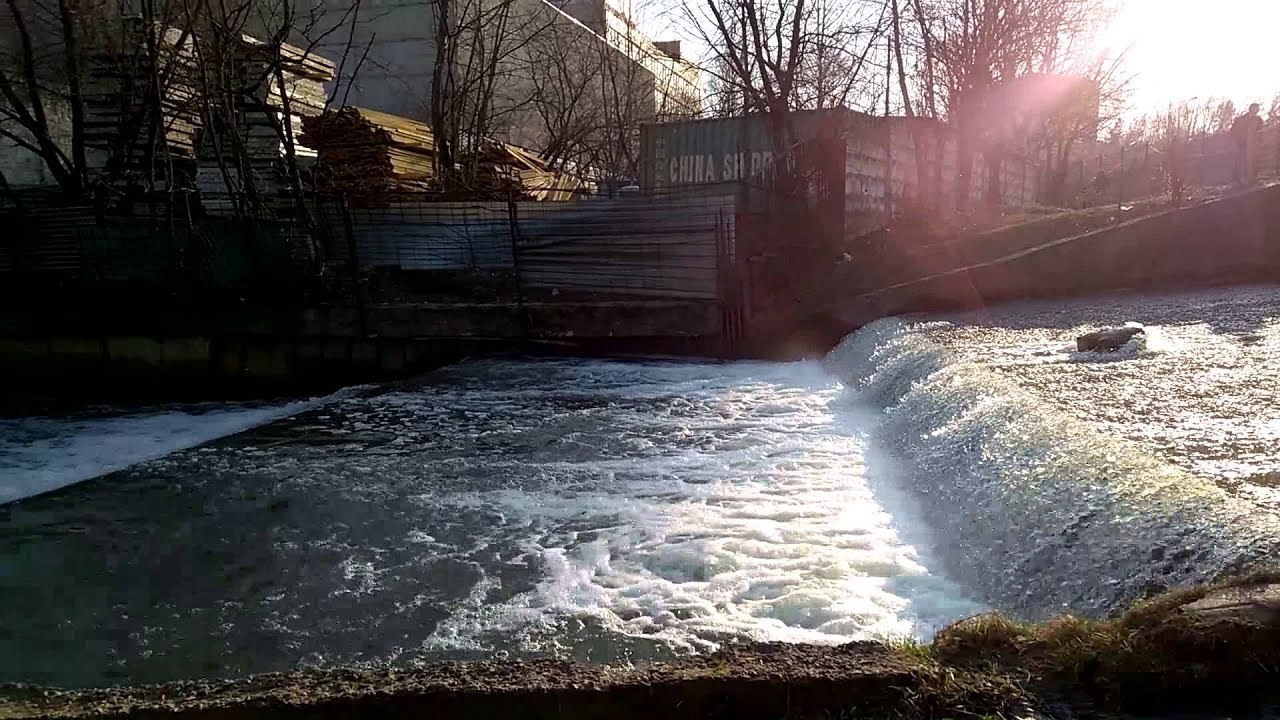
[639,109,884,189]
[639,109,889,240]
[639,110,1039,241]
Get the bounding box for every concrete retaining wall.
[837,184,1280,326]
[0,300,722,405]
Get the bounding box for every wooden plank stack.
[301,106,593,202]
[300,107,437,195]
[195,36,336,212]
[80,24,203,189]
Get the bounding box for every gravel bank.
[0,642,1023,720]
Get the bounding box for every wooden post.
[507,192,528,342]
[1118,142,1125,209]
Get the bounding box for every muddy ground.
[4,565,1280,720]
[0,642,1023,720]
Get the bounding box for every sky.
[633,0,1280,119]
[1085,0,1277,114]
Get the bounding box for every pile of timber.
[300,107,436,195]
[196,36,336,213]
[301,106,595,202]
[80,24,203,189]
[481,142,592,201]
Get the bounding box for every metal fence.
[335,188,738,301]
[0,186,746,305]
[0,193,339,302]
[1067,125,1280,208]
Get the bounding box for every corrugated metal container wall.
[640,109,888,239]
[841,113,890,239]
[886,119,1039,212]
[641,112,1042,239]
[640,109,880,189]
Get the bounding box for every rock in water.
[1076,326,1145,352]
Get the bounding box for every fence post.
[1079,159,1085,203]
[340,195,359,288]
[1269,127,1280,176]
[339,196,366,338]
[1118,143,1125,209]
[1200,132,1207,186]
[506,193,528,342]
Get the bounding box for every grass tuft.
[921,568,1280,712]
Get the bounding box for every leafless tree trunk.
[428,0,560,193]
[684,0,883,197]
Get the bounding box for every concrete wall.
[308,0,437,119]
[835,184,1280,326]
[0,300,722,395]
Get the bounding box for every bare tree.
[429,0,561,191]
[1,0,358,204]
[525,20,605,173]
[681,0,883,197]
[0,0,198,196]
[908,0,1119,208]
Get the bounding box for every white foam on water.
[0,358,983,682]
[0,387,363,505]
[406,361,983,655]
[824,316,1280,618]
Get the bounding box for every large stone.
[0,339,50,370]
[1181,582,1280,626]
[160,338,211,373]
[1076,326,1145,352]
[243,344,290,378]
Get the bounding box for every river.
[1,285,1277,688]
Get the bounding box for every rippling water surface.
[3,284,1278,689]
[0,359,976,687]
[827,285,1280,618]
[923,286,1280,500]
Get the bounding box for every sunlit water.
[921,285,1280,498]
[827,285,1280,619]
[2,285,1278,690]
[0,360,978,687]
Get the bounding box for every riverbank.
[4,572,1278,720]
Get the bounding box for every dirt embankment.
[5,573,1280,720]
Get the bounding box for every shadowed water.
[0,359,976,687]
[2,285,1277,690]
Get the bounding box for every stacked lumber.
[196,37,336,210]
[480,141,594,200]
[80,24,203,188]
[301,106,595,201]
[300,107,436,194]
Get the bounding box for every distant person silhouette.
[1231,103,1264,186]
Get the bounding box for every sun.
[1097,0,1280,115]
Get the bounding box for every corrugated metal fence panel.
[515,194,734,300]
[0,205,97,276]
[348,201,515,271]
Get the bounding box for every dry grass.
[928,569,1280,712]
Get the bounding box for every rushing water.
[827,285,1280,618]
[2,285,1278,689]
[0,359,978,687]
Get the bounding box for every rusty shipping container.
[639,109,894,239]
[639,109,884,187]
[641,111,1039,239]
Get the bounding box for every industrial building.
[304,0,699,149]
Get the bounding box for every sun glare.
[1099,0,1280,115]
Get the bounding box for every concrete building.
[2,0,700,188]
[305,0,700,139]
[553,0,699,119]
